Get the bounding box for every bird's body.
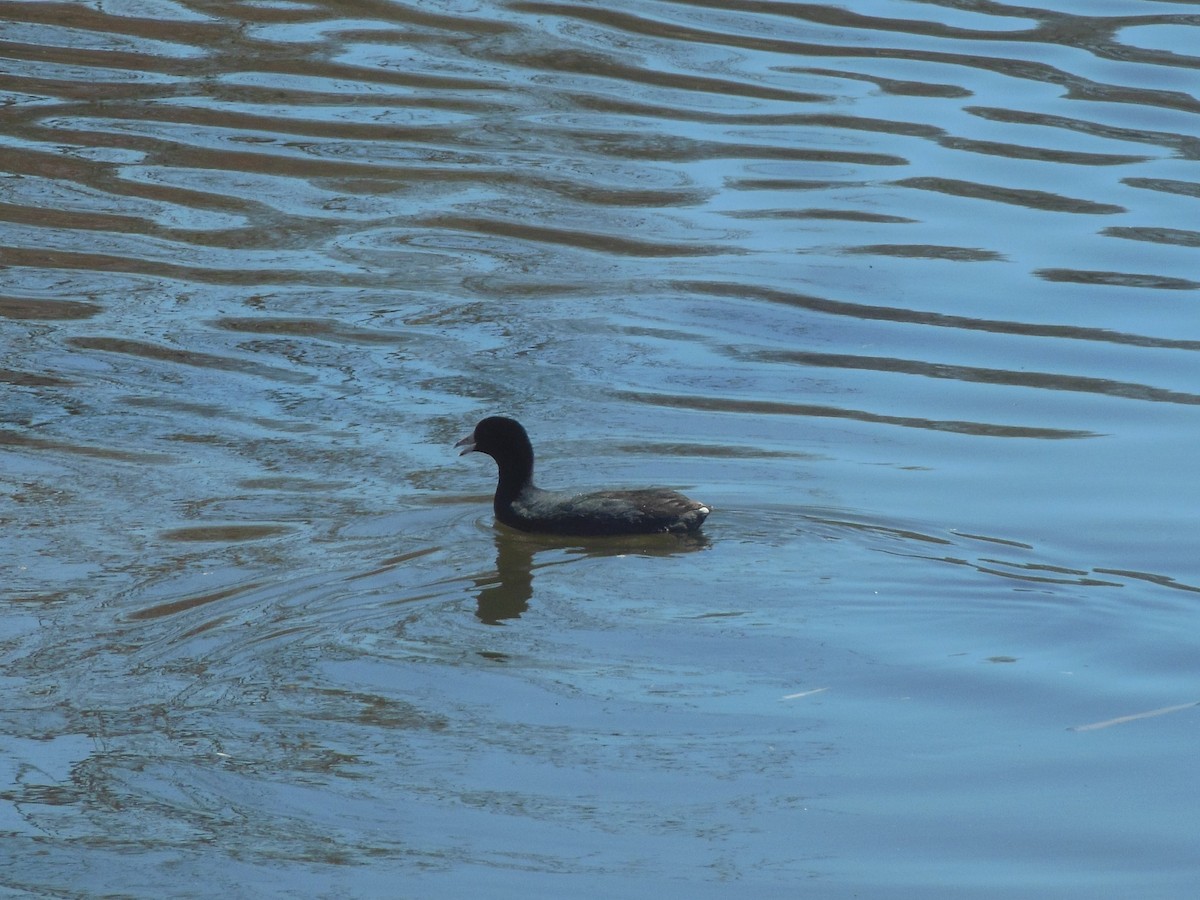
[457,416,710,536]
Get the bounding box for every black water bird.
[456,416,710,536]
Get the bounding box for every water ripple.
[4,0,1200,892]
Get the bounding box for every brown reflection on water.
[895,176,1127,214]
[1036,268,1200,290]
[748,349,1200,405]
[68,336,318,382]
[160,524,294,542]
[1,369,75,387]
[681,281,1200,350]
[0,296,102,319]
[0,426,175,462]
[127,580,267,622]
[212,316,416,343]
[616,390,1097,439]
[844,244,1002,261]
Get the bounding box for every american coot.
[456,416,710,536]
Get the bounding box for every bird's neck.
[494,447,535,506]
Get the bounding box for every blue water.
[2,0,1198,896]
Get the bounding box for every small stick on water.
[1069,700,1200,732]
[781,687,829,700]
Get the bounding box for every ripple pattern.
[3,0,1199,894]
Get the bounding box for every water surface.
[2,0,1199,896]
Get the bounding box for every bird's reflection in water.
[473,527,711,625]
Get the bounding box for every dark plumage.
[456,416,710,536]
